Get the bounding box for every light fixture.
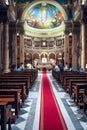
[5,0,9,5]
[81,0,85,5]
[69,32,72,36]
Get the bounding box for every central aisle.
[12,71,87,130]
[39,71,68,130]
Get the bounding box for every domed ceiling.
[21,0,68,37]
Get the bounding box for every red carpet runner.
[39,71,68,130]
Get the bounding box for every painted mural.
[25,3,64,29]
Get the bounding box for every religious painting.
[34,41,40,47]
[41,54,47,64]
[56,40,62,46]
[49,41,54,47]
[25,3,64,29]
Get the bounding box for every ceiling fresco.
[25,3,64,29]
[21,0,68,37]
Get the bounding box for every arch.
[49,53,55,59]
[32,53,39,60]
[25,52,32,63]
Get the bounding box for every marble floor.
[10,71,87,130]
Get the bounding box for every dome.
[25,3,64,29]
[22,0,67,37]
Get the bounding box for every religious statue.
[42,54,47,64]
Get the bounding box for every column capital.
[0,5,9,23]
[17,21,25,34]
[64,21,80,34]
[72,21,80,33]
[64,21,72,34]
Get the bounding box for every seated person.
[69,65,74,72]
[54,65,60,72]
[79,66,84,73]
[64,62,69,71]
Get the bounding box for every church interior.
[0,0,87,130]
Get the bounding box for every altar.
[37,63,52,70]
[36,54,53,70]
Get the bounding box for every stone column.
[81,24,87,69]
[72,32,77,70]
[85,24,87,68]
[64,32,69,66]
[17,22,24,65]
[3,22,10,73]
[9,22,17,66]
[0,23,2,66]
[80,5,87,70]
[19,33,24,64]
[12,33,17,66]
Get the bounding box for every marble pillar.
[12,33,17,66]
[64,32,69,66]
[3,22,10,73]
[19,33,24,64]
[72,33,77,70]
[81,24,87,70]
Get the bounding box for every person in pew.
[16,63,25,71]
[64,62,69,71]
[78,66,84,73]
[54,64,60,72]
[69,65,74,72]
[0,64,4,72]
[13,64,18,71]
[59,62,64,72]
[27,63,34,69]
[10,64,17,72]
[19,62,25,70]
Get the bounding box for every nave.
[11,71,87,130]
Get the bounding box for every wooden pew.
[68,79,87,96]
[0,78,29,95]
[73,83,87,107]
[0,89,21,117]
[63,77,87,91]
[83,89,87,113]
[0,82,27,103]
[52,69,60,82]
[62,74,87,86]
[59,71,80,83]
[0,73,32,86]
[1,69,38,86]
[0,102,12,130]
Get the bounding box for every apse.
[21,0,67,37]
[25,3,64,29]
